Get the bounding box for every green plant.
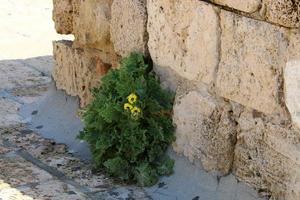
[78,53,175,186]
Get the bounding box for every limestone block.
[234,110,300,200]
[211,0,261,13]
[72,0,81,31]
[53,0,73,34]
[173,89,236,174]
[73,0,115,54]
[284,61,300,129]
[216,10,288,115]
[110,0,148,57]
[263,0,300,28]
[284,30,300,129]
[53,41,112,107]
[287,30,300,61]
[147,0,220,85]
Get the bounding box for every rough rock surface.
[0,98,23,127]
[285,30,300,129]
[0,155,52,188]
[71,0,81,32]
[147,0,220,85]
[73,0,115,55]
[0,60,50,91]
[173,88,236,174]
[234,109,300,200]
[52,0,73,34]
[287,30,300,61]
[53,40,113,107]
[0,125,150,200]
[111,0,148,57]
[211,0,261,13]
[216,10,288,115]
[263,0,300,28]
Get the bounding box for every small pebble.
[36,125,43,129]
[31,110,38,115]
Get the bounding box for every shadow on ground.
[0,55,91,160]
[21,82,91,159]
[0,56,92,199]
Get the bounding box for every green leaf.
[134,163,158,187]
[157,157,175,176]
[104,157,130,180]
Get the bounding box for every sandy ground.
[0,0,72,60]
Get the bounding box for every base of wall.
[20,81,265,200]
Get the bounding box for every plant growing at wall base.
[78,52,175,186]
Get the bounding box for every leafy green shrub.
[78,53,175,186]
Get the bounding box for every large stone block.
[147,0,220,85]
[53,41,112,107]
[284,30,300,130]
[234,109,300,200]
[72,0,115,54]
[173,88,236,174]
[216,10,288,115]
[211,0,261,13]
[263,0,300,28]
[285,61,300,128]
[110,0,148,57]
[71,0,81,32]
[53,0,73,34]
[287,30,300,61]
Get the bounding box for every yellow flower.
[131,106,141,115]
[127,93,138,104]
[124,103,133,111]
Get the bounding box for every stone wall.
[52,0,300,199]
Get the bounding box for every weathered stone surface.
[285,61,300,129]
[147,0,220,85]
[52,0,73,34]
[216,10,288,115]
[72,0,81,30]
[111,0,148,57]
[21,180,88,200]
[211,0,261,13]
[234,109,300,200]
[287,30,300,61]
[0,154,53,187]
[53,40,113,107]
[73,0,115,55]
[22,56,54,76]
[0,185,34,200]
[11,84,48,104]
[263,0,300,28]
[173,88,236,174]
[0,125,150,200]
[285,30,300,129]
[0,98,23,127]
[0,60,51,91]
